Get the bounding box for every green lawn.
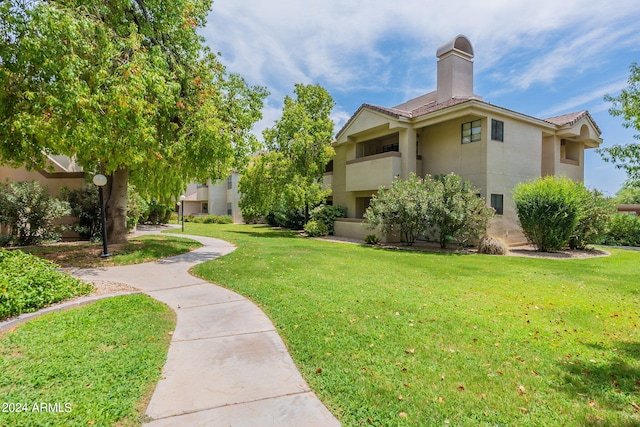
[0,294,175,427]
[182,223,640,426]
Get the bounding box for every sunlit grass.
[0,294,175,426]
[183,223,640,426]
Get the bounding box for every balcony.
[196,186,209,201]
[346,152,402,192]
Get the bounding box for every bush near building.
[513,176,613,252]
[0,181,70,246]
[364,173,493,247]
[309,204,347,235]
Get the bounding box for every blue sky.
[201,0,640,196]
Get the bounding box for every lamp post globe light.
[92,174,111,258]
[180,194,186,232]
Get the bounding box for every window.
[227,176,233,189]
[461,119,481,144]
[491,119,504,142]
[227,203,233,216]
[490,194,504,215]
[201,202,208,214]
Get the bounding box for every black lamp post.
[180,194,186,232]
[93,174,111,257]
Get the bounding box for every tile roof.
[336,97,474,137]
[336,97,601,140]
[543,110,602,134]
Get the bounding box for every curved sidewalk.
[71,232,340,427]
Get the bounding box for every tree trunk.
[104,167,130,244]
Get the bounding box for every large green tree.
[239,83,335,222]
[0,0,267,242]
[598,62,640,181]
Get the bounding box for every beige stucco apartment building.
[331,35,602,244]
[180,173,244,223]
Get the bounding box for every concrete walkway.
[68,232,340,426]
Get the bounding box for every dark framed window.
[461,119,481,144]
[490,194,504,215]
[491,119,504,142]
[227,203,233,216]
[227,176,233,189]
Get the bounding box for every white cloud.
[537,80,627,117]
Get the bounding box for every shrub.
[365,234,380,245]
[478,235,509,255]
[430,174,494,248]
[144,201,172,224]
[0,181,70,246]
[266,207,306,230]
[0,249,93,320]
[304,220,328,237]
[215,215,233,224]
[365,173,493,248]
[63,184,150,239]
[513,176,582,252]
[601,214,640,246]
[310,205,347,235]
[61,185,101,240]
[201,214,233,224]
[569,189,615,249]
[365,174,436,246]
[125,186,148,232]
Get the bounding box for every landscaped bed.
[183,223,640,426]
[18,234,202,268]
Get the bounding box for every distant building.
[180,173,244,223]
[331,35,602,244]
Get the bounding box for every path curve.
[70,232,340,426]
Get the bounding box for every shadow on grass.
[555,341,640,419]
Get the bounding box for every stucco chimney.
[436,35,474,103]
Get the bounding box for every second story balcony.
[345,152,402,192]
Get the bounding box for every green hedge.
[184,214,233,224]
[602,214,640,246]
[0,249,93,320]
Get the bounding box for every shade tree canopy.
[0,0,268,242]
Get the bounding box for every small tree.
[239,84,335,222]
[513,176,583,252]
[570,188,615,249]
[0,181,70,245]
[365,174,439,246]
[429,174,494,248]
[598,62,640,181]
[615,179,640,204]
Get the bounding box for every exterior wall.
[0,165,85,196]
[208,179,228,216]
[183,174,244,223]
[334,219,399,243]
[420,116,487,189]
[345,152,401,192]
[484,116,543,243]
[332,142,352,216]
